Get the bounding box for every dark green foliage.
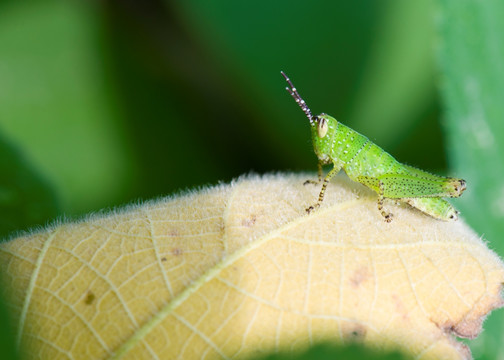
[438,1,504,359]
[0,294,18,360]
[249,343,409,360]
[0,136,59,240]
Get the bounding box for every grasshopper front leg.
[306,165,341,214]
[304,161,323,186]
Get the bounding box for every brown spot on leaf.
[450,319,483,340]
[342,323,367,342]
[161,257,167,262]
[392,294,409,321]
[349,266,370,288]
[218,221,226,234]
[441,296,504,339]
[84,290,95,305]
[350,325,366,341]
[172,248,183,256]
[241,214,257,227]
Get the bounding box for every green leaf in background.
[437,0,504,359]
[0,135,58,240]
[349,0,436,148]
[103,0,383,187]
[250,342,408,360]
[171,0,446,171]
[0,0,134,215]
[0,0,448,217]
[0,289,18,360]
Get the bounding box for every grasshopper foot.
[449,210,460,221]
[303,180,319,186]
[377,196,393,222]
[306,204,320,214]
[383,213,393,223]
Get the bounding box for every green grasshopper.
[281,71,466,222]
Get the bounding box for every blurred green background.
[0,0,503,359]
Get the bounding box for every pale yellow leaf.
[1,173,503,360]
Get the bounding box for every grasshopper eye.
[317,118,328,138]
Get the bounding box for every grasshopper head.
[310,114,338,163]
[312,113,337,139]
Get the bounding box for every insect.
[281,71,466,222]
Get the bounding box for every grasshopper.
[281,71,466,222]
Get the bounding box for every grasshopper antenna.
[281,71,315,124]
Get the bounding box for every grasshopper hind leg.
[403,198,459,221]
[377,181,393,223]
[355,175,394,222]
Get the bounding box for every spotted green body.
[282,72,466,222]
